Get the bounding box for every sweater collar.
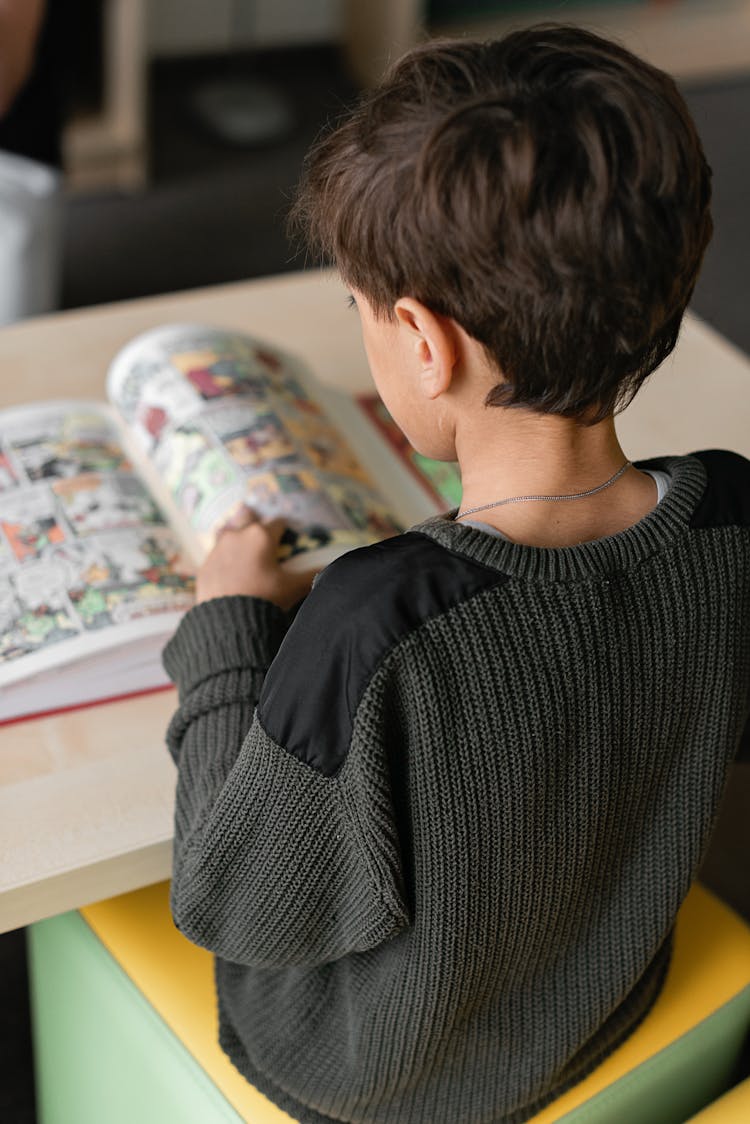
[409,454,708,582]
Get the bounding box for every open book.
[0,323,447,724]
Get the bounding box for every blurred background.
[0,0,748,348]
[0,2,748,1121]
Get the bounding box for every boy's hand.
[196,507,318,611]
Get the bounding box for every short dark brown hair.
[290,25,712,423]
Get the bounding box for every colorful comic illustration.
[102,327,409,562]
[55,529,194,631]
[171,346,272,402]
[5,409,130,482]
[0,488,67,562]
[0,450,20,492]
[201,401,271,444]
[112,362,205,455]
[244,470,343,529]
[233,471,400,560]
[358,394,462,507]
[0,532,16,577]
[0,564,81,664]
[276,526,336,560]
[0,524,195,663]
[154,426,241,529]
[326,479,403,540]
[274,372,324,418]
[108,357,165,425]
[52,473,164,535]
[220,411,301,473]
[286,417,372,484]
[108,327,313,431]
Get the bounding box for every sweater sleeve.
[162,583,410,969]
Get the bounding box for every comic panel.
[4,407,130,483]
[325,479,403,540]
[0,532,14,577]
[285,417,373,484]
[210,469,403,561]
[170,338,273,403]
[240,471,338,560]
[110,360,206,455]
[109,338,296,457]
[0,449,21,493]
[244,469,342,528]
[0,487,68,563]
[108,325,323,418]
[154,425,243,532]
[0,563,81,665]
[208,405,303,474]
[273,371,325,420]
[109,356,162,425]
[52,473,165,535]
[199,401,260,440]
[57,529,194,631]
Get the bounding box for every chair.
[27,881,750,1124]
[686,1074,750,1121]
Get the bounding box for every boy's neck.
[454,410,657,548]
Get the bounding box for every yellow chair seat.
[28,881,750,1124]
[525,884,750,1122]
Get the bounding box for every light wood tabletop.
[1,268,749,934]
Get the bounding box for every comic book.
[0,323,444,723]
[357,394,463,508]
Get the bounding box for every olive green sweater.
[163,449,750,1124]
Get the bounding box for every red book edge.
[0,682,175,729]
[357,393,448,508]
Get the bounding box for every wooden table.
[1,269,749,934]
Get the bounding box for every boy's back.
[164,450,750,1124]
[161,25,749,1124]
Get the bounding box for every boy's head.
[291,25,712,425]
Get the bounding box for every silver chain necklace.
[455,460,632,520]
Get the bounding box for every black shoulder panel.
[687,450,750,530]
[257,532,510,777]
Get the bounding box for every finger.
[289,568,320,598]
[218,505,256,535]
[232,504,260,527]
[260,516,291,544]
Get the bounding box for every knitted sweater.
[163,449,750,1124]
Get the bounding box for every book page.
[358,394,463,508]
[0,401,195,689]
[106,324,405,566]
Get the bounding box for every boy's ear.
[394,298,458,400]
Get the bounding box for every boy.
[163,25,750,1124]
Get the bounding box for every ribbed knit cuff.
[162,595,290,698]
